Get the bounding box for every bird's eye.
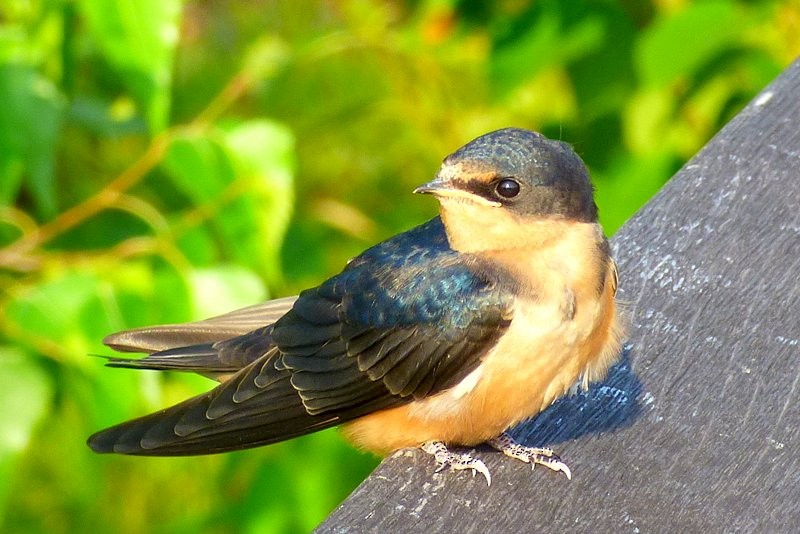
[494,178,521,199]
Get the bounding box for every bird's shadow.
[507,345,642,448]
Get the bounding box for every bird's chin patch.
[437,197,518,253]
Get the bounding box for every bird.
[88,127,623,485]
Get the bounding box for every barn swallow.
[88,128,623,485]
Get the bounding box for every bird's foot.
[421,441,492,486]
[487,432,572,479]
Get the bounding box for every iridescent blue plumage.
[318,217,506,331]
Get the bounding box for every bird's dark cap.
[416,128,598,222]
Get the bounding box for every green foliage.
[0,347,51,525]
[77,0,182,132]
[0,63,64,217]
[0,0,796,532]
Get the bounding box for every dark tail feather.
[86,363,341,456]
[102,344,239,373]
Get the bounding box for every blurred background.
[0,0,797,532]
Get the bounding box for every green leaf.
[0,63,65,217]
[162,122,295,286]
[490,1,605,98]
[635,1,739,87]
[96,260,191,333]
[2,264,192,364]
[569,5,636,120]
[593,151,677,234]
[623,87,674,154]
[150,262,194,325]
[5,271,103,361]
[0,347,52,524]
[160,132,239,270]
[161,134,236,203]
[218,120,295,285]
[188,266,268,318]
[77,0,182,132]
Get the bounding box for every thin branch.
[0,65,264,272]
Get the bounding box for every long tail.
[87,355,340,456]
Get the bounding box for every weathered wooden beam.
[317,58,800,533]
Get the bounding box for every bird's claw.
[488,432,572,480]
[419,433,571,486]
[421,441,492,486]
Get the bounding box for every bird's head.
[415,128,599,253]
